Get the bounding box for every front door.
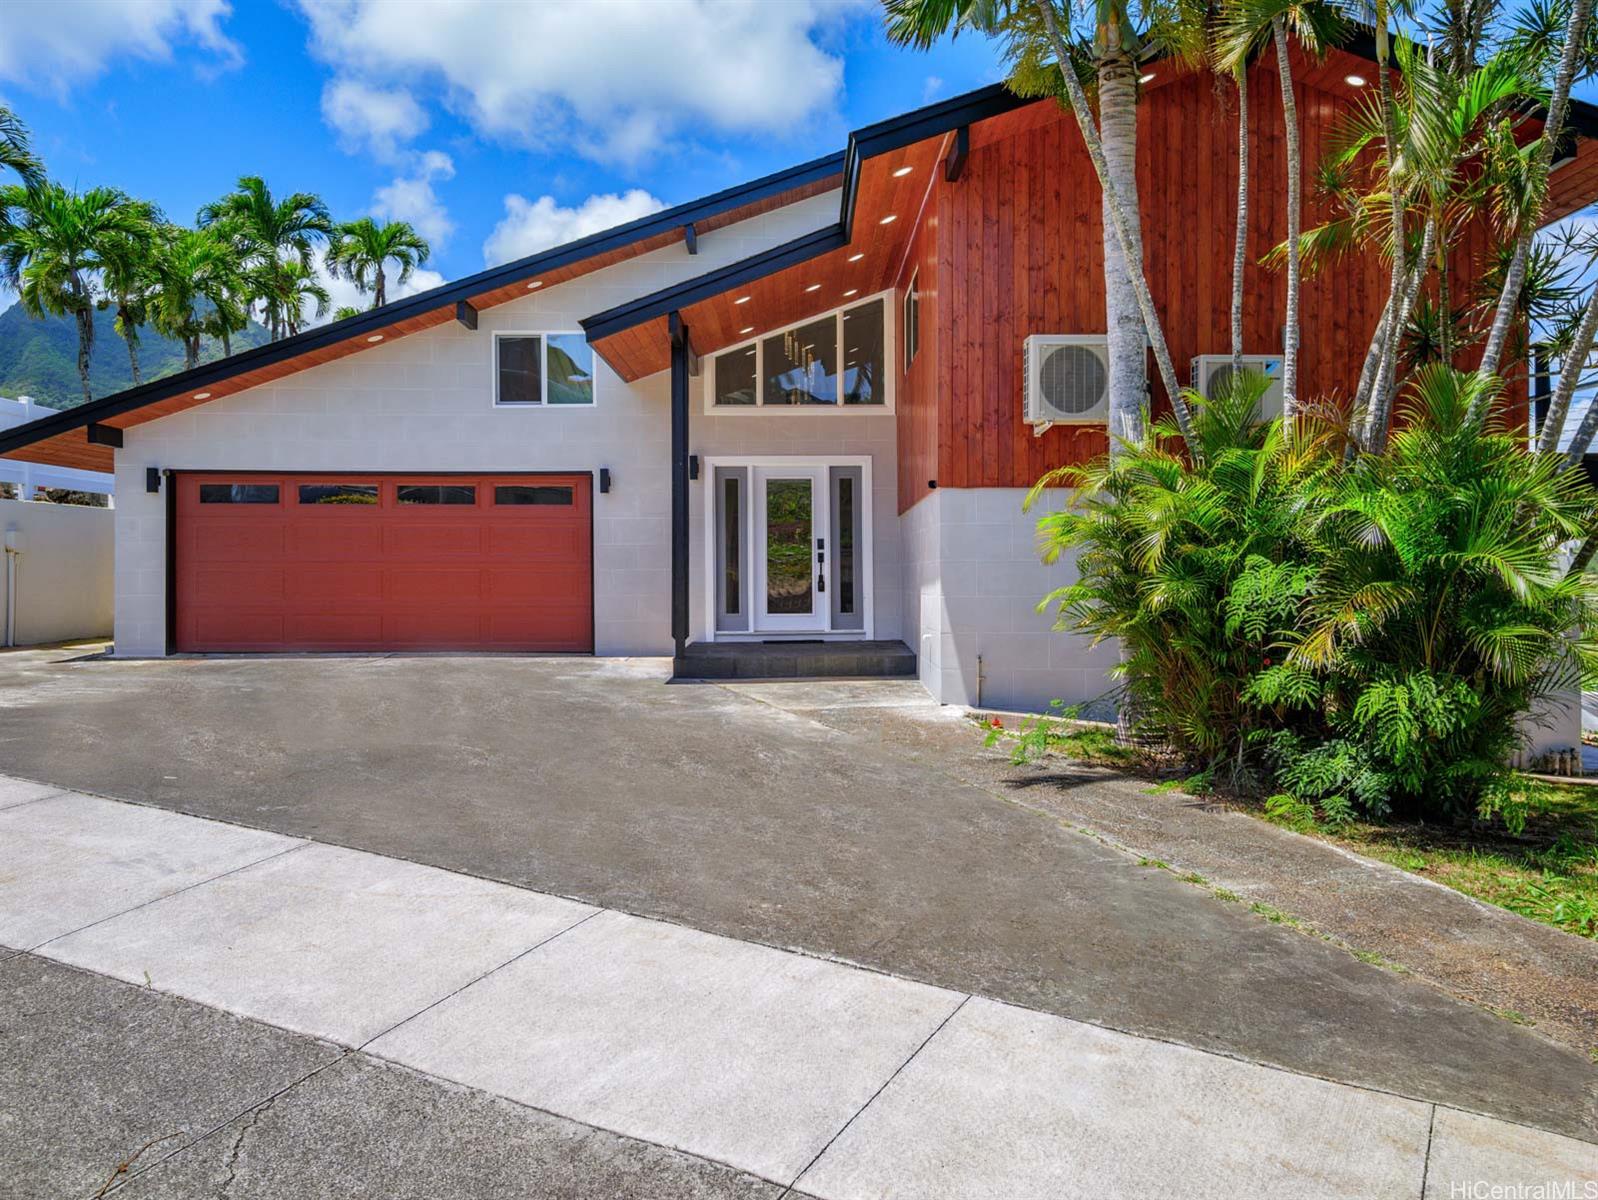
[753,466,827,632]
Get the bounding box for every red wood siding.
[898,48,1524,510]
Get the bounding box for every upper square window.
[709,296,889,412]
[496,333,596,406]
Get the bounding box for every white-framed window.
[493,331,597,407]
[903,270,920,371]
[707,292,892,414]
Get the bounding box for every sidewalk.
[3,779,1593,1198]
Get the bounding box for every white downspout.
[4,527,21,648]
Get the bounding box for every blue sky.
[0,0,1006,313]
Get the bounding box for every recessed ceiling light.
[1344,74,1367,87]
[192,392,211,400]
[843,289,858,297]
[739,326,754,335]
[1139,72,1156,84]
[527,280,543,289]
[734,295,752,304]
[892,165,914,177]
[366,335,384,343]
[848,252,865,262]
[879,214,897,225]
[805,283,821,292]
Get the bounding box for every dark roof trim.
[581,226,849,343]
[584,82,1028,343]
[841,83,1023,241]
[0,150,844,456]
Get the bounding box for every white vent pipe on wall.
[4,526,21,648]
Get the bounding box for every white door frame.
[753,465,827,633]
[701,455,874,643]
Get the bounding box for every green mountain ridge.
[0,303,271,410]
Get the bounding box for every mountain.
[0,303,272,410]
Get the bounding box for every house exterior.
[4,40,1596,714]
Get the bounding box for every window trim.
[493,330,598,408]
[704,290,895,416]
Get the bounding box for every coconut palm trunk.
[1029,0,1200,457]
[1271,19,1302,432]
[373,265,386,309]
[122,323,140,384]
[1361,28,1413,454]
[1474,0,1593,392]
[1098,19,1147,450]
[1231,66,1250,373]
[1538,291,1598,455]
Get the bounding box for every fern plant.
[1035,364,1598,825]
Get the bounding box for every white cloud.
[483,189,665,267]
[321,78,428,160]
[372,149,455,246]
[294,0,866,164]
[0,0,239,92]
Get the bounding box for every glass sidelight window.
[713,467,749,632]
[829,466,865,631]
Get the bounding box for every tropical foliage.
[886,0,1598,830]
[0,114,432,407]
[1035,370,1598,826]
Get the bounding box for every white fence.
[0,396,115,498]
[0,497,113,646]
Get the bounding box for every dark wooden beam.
[669,312,692,660]
[684,222,699,255]
[454,300,478,330]
[944,124,969,182]
[86,423,123,448]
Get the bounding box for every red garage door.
[175,473,593,652]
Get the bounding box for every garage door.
[174,473,593,652]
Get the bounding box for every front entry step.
[673,639,917,681]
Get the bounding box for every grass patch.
[1261,781,1598,941]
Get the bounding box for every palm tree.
[0,106,43,187]
[98,229,158,384]
[150,226,244,371]
[200,176,331,341]
[325,217,430,309]
[1217,0,1342,437]
[0,183,154,405]
[331,304,361,322]
[884,0,1203,458]
[1474,0,1593,390]
[274,259,331,337]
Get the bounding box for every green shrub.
[1033,365,1598,826]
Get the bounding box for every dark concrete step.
[674,639,917,681]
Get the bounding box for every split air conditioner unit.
[1191,354,1285,421]
[1024,334,1111,435]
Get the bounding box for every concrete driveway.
[0,648,1595,1193]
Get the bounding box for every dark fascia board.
[582,226,848,344]
[586,82,1028,341]
[0,150,845,457]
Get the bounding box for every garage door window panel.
[199,483,279,504]
[495,485,573,506]
[298,483,379,506]
[397,485,477,506]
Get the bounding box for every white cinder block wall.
[110,190,905,658]
[900,487,1117,716]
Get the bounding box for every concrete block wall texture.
[900,488,1117,715]
[0,498,113,646]
[111,193,845,658]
